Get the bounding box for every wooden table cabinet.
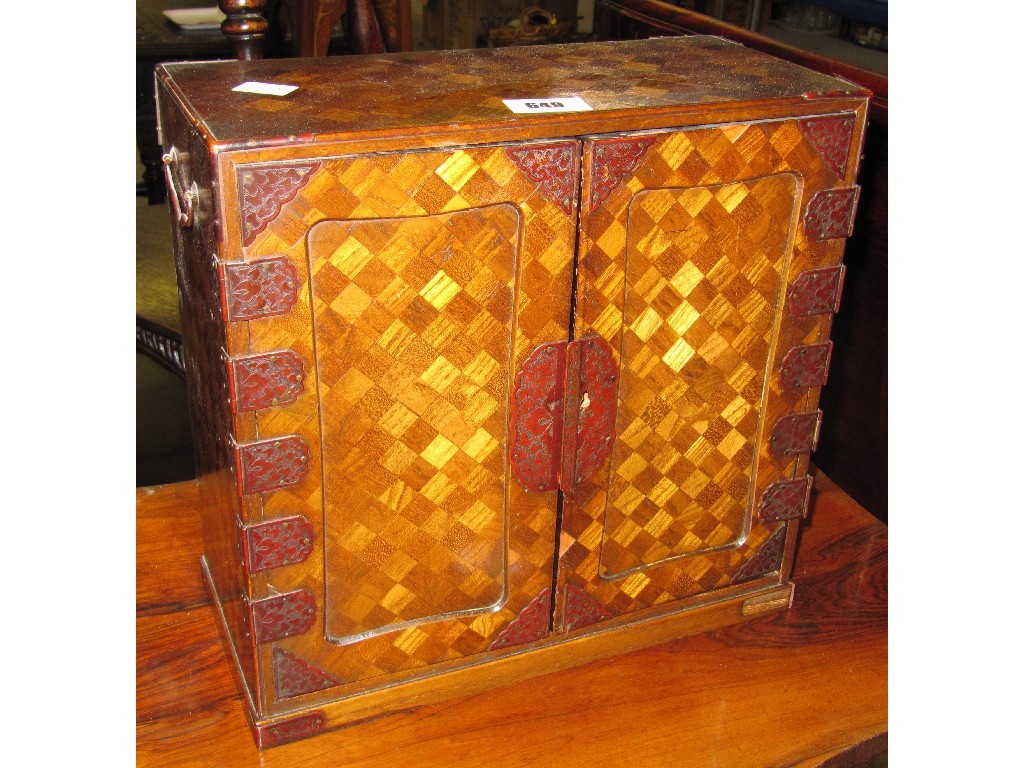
[155,36,869,747]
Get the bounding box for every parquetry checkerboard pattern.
[232,143,577,705]
[220,112,859,709]
[557,116,853,622]
[599,173,799,578]
[160,33,870,737]
[308,206,519,643]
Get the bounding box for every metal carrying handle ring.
[162,148,198,227]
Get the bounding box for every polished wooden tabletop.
[136,468,887,767]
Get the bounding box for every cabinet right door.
[555,115,862,632]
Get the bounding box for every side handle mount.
[162,147,199,227]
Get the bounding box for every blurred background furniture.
[136,0,414,357]
[137,0,413,204]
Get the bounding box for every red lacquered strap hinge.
[769,411,823,459]
[788,265,846,317]
[227,350,306,413]
[242,516,315,574]
[779,342,833,391]
[804,186,860,241]
[249,588,316,644]
[509,335,618,493]
[759,477,814,522]
[220,256,299,322]
[235,435,310,495]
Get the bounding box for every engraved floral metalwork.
[798,114,856,177]
[779,342,833,391]
[250,589,317,644]
[243,516,316,574]
[734,525,788,583]
[804,187,859,241]
[589,136,656,210]
[236,435,310,495]
[769,411,823,459]
[252,713,326,748]
[565,335,618,486]
[561,583,613,632]
[506,142,579,215]
[788,266,846,317]
[759,477,814,523]
[509,342,568,493]
[229,350,306,412]
[240,163,320,246]
[273,647,341,699]
[489,589,550,650]
[221,256,299,321]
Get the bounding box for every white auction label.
[502,97,593,114]
[232,81,299,96]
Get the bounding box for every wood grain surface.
[593,0,887,124]
[156,36,867,147]
[136,467,887,766]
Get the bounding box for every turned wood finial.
[219,0,269,60]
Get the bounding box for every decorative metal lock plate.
[509,334,617,493]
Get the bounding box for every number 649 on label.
[502,97,594,114]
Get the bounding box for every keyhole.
[580,392,591,412]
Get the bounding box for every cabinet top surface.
[157,36,866,147]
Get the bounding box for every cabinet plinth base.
[203,556,794,749]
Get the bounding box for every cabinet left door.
[217,140,581,714]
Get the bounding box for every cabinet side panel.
[156,82,258,697]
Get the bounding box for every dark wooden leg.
[138,137,166,205]
[348,0,387,53]
[137,56,166,205]
[219,0,269,59]
[289,0,344,57]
